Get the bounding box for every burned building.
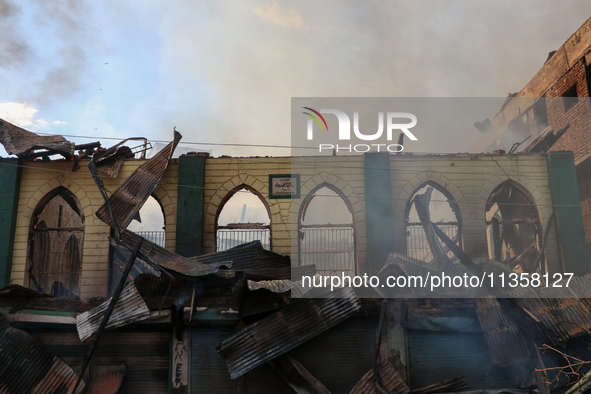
[469,15,591,264]
[0,114,590,393]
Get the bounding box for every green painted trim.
[363,152,396,273]
[547,151,589,274]
[0,309,76,317]
[176,155,206,257]
[0,159,21,288]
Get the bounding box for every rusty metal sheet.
[0,117,75,158]
[191,241,290,273]
[76,281,150,342]
[217,287,361,379]
[248,279,292,293]
[83,365,126,394]
[268,354,331,394]
[95,130,181,230]
[475,297,533,368]
[121,230,231,276]
[349,361,409,394]
[0,312,85,393]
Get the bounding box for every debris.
[248,279,292,293]
[76,281,150,342]
[0,312,85,393]
[0,117,75,158]
[217,287,361,379]
[121,230,232,276]
[84,365,126,394]
[268,354,331,394]
[409,376,469,394]
[95,129,181,231]
[93,137,151,178]
[349,360,409,394]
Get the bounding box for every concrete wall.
[10,159,178,300]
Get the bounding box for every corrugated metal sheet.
[95,130,181,230]
[76,281,150,341]
[0,117,75,157]
[217,287,362,379]
[0,312,85,394]
[247,279,292,293]
[475,297,533,368]
[267,355,331,394]
[28,330,170,394]
[288,316,378,394]
[121,230,231,276]
[349,361,409,394]
[191,241,291,275]
[407,329,517,390]
[409,376,469,394]
[85,365,126,394]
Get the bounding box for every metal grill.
[406,224,459,262]
[300,226,355,276]
[216,229,271,252]
[136,231,165,247]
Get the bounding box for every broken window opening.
[405,182,462,263]
[128,194,166,247]
[485,181,543,273]
[299,184,356,276]
[533,99,549,136]
[563,84,578,112]
[109,194,166,295]
[216,186,271,252]
[27,187,84,297]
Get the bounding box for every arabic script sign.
[269,174,300,199]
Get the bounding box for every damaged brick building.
[1,15,591,394]
[0,112,590,393]
[469,15,591,264]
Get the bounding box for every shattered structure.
[469,15,591,265]
[0,17,590,394]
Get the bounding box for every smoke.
[2,1,591,155]
[154,0,591,155]
[0,0,29,68]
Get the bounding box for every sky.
[1,1,591,157]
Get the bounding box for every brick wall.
[10,159,178,300]
[389,153,560,273]
[10,153,561,300]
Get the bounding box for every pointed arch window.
[216,186,271,251]
[27,187,84,297]
[405,183,462,262]
[109,194,166,294]
[485,181,543,273]
[299,184,356,276]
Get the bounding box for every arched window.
[216,186,271,251]
[27,187,84,297]
[485,181,542,273]
[299,184,356,276]
[405,182,462,262]
[109,194,165,294]
[128,195,166,247]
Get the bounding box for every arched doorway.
[27,187,84,297]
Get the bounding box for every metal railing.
[216,229,271,252]
[299,226,355,276]
[406,224,459,262]
[136,230,166,247]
